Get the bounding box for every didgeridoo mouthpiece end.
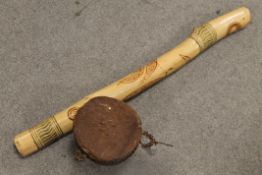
[209,6,251,40]
[191,7,251,52]
[14,131,38,157]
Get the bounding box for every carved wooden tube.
[14,7,251,157]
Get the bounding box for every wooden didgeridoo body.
[14,7,251,157]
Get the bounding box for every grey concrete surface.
[0,0,262,174]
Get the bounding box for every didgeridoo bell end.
[14,131,38,157]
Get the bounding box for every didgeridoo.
[14,7,251,157]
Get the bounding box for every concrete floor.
[1,0,262,175]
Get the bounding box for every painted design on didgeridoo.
[29,116,63,149]
[68,107,79,121]
[143,60,158,81]
[118,67,144,85]
[118,60,158,85]
[179,54,191,62]
[190,23,217,51]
